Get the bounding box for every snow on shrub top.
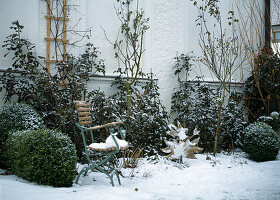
[258,111,280,131]
[0,103,44,132]
[0,103,44,161]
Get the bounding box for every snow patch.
[88,135,129,150]
[1,151,280,200]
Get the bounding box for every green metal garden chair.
[74,100,129,186]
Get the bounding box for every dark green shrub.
[257,112,280,132]
[188,84,219,152]
[243,122,280,162]
[88,74,169,156]
[220,99,248,151]
[125,76,169,155]
[170,54,219,152]
[171,54,195,128]
[171,54,251,153]
[0,103,44,164]
[0,21,105,158]
[4,129,77,187]
[245,46,280,121]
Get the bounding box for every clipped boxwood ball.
[4,129,77,187]
[0,103,44,162]
[243,122,280,162]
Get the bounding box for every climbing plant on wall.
[0,21,105,158]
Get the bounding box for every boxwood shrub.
[243,122,280,162]
[4,128,77,187]
[0,103,44,165]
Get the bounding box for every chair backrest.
[74,101,93,126]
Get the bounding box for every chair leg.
[77,151,121,186]
[106,164,121,186]
[109,175,115,187]
[115,171,121,185]
[84,163,97,176]
[75,166,88,184]
[76,162,98,184]
[97,165,115,186]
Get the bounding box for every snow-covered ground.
[1,151,280,200]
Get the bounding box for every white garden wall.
[0,0,266,111]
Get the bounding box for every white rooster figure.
[161,122,203,160]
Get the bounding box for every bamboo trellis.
[45,0,69,73]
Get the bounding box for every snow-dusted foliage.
[171,54,221,152]
[171,54,251,152]
[161,122,203,161]
[244,45,280,120]
[0,103,44,165]
[188,84,219,151]
[258,111,280,132]
[88,75,169,156]
[243,122,280,162]
[0,22,105,158]
[88,89,122,134]
[174,82,219,152]
[220,100,248,151]
[4,129,77,187]
[171,54,194,128]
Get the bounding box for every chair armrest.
[88,121,123,130]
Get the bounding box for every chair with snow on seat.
[74,100,129,186]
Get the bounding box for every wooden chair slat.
[77,112,91,116]
[74,100,87,104]
[75,103,89,107]
[79,116,92,121]
[80,120,93,125]
[77,107,90,112]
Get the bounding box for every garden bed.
[1,151,280,200]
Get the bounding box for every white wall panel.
[0,0,264,110]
